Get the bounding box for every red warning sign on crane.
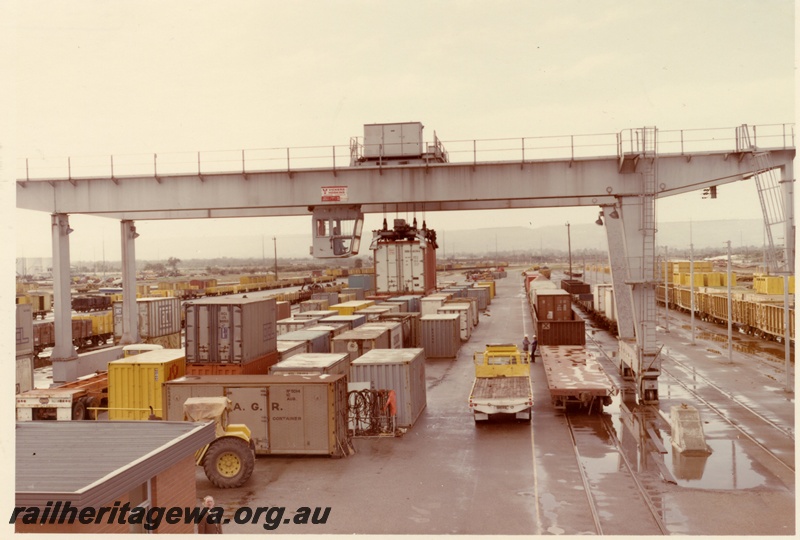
[321,186,348,202]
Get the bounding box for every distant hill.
[53,218,770,262]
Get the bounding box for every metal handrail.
[17,123,795,181]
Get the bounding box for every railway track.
[660,359,795,475]
[565,412,669,535]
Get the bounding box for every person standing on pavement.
[530,335,538,362]
[522,335,530,362]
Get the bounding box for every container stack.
[184,297,278,375]
[113,297,182,348]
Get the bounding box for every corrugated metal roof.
[16,420,215,508]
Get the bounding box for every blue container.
[348,275,375,292]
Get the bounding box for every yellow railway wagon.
[108,348,186,420]
[756,302,795,341]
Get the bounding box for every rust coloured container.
[185,350,280,375]
[532,306,586,346]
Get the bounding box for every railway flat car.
[540,345,618,411]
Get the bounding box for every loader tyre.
[203,437,255,489]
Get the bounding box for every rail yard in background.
[13,121,794,534]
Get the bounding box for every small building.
[15,420,215,534]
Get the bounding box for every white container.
[16,304,34,357]
[277,317,317,335]
[604,287,617,322]
[361,321,404,349]
[185,297,277,363]
[113,297,182,340]
[373,240,437,295]
[277,340,309,361]
[593,284,613,314]
[420,296,446,316]
[332,327,391,363]
[16,354,34,395]
[437,305,471,341]
[269,352,350,377]
[349,348,427,428]
[444,298,477,326]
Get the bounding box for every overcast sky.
[3,1,795,261]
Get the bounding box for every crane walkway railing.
[17,123,794,182]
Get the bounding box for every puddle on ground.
[695,331,792,362]
[606,397,770,491]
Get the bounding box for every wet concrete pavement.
[198,268,795,535]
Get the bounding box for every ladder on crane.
[737,124,787,272]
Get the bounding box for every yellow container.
[108,348,186,420]
[754,275,794,295]
[328,300,375,315]
[477,281,496,299]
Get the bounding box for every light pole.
[566,222,572,277]
[273,237,278,281]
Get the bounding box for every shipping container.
[350,348,427,428]
[476,281,495,298]
[420,296,447,316]
[277,329,331,353]
[306,322,349,339]
[112,297,182,341]
[437,305,471,341]
[276,301,292,321]
[16,304,34,357]
[532,306,586,346]
[361,321,404,349]
[593,284,614,315]
[319,314,367,329]
[328,300,375,316]
[108,348,187,420]
[444,298,478,326]
[394,295,423,313]
[534,289,573,321]
[185,297,277,363]
[142,332,181,349]
[163,374,352,456]
[16,354,34,395]
[560,279,591,295]
[420,314,461,359]
[473,286,492,305]
[311,291,340,306]
[464,288,489,311]
[185,351,279,376]
[379,312,421,348]
[277,317,318,335]
[269,352,350,377]
[293,310,335,321]
[277,340,310,361]
[332,327,391,363]
[346,276,374,294]
[373,240,437,295]
[383,299,408,312]
[300,299,329,312]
